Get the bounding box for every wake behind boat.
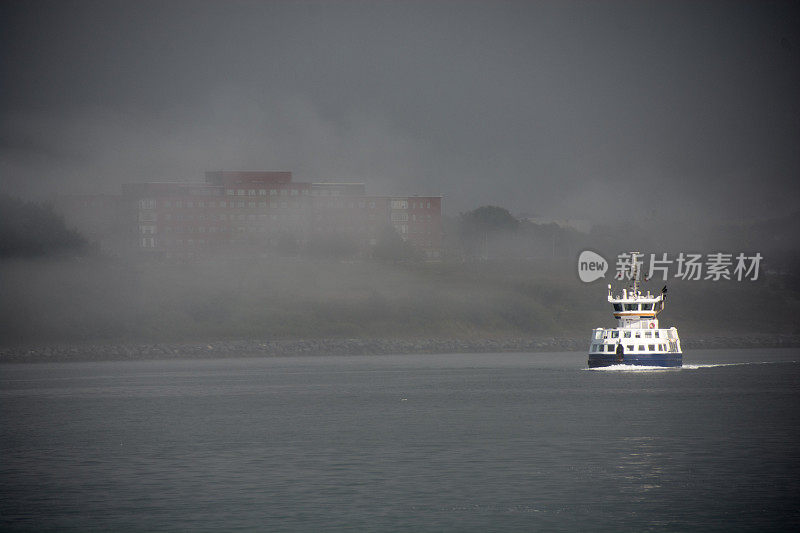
[588,252,683,368]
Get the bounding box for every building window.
[139,199,156,209]
[391,199,408,210]
[226,189,234,196]
[259,189,267,196]
[270,189,277,196]
[290,189,298,196]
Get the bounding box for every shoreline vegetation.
[2,253,799,362]
[1,198,799,362]
[2,334,799,363]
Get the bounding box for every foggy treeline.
[0,194,89,258]
[0,197,798,347]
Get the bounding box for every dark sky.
[1,0,798,226]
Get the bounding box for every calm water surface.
[2,348,799,532]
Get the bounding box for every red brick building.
[60,171,443,259]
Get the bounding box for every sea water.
[1,348,798,532]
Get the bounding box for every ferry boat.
[588,252,682,368]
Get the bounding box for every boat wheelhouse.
[588,252,682,368]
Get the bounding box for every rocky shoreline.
[1,334,799,363]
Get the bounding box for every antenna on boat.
[630,251,641,296]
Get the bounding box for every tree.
[459,205,519,236]
[459,205,519,259]
[0,194,88,258]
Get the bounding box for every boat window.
[634,332,641,338]
[639,345,645,351]
[624,303,638,311]
[624,331,631,338]
[654,331,660,338]
[611,331,619,338]
[641,303,653,311]
[607,345,615,352]
[645,331,652,338]
[627,345,634,351]
[648,345,655,351]
[613,303,622,312]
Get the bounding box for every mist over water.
[2,3,800,530]
[1,1,798,346]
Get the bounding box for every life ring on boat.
[649,322,655,329]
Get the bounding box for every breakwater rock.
[0,337,584,363]
[1,334,798,363]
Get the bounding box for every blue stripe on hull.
[588,353,682,368]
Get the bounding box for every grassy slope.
[1,257,797,345]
